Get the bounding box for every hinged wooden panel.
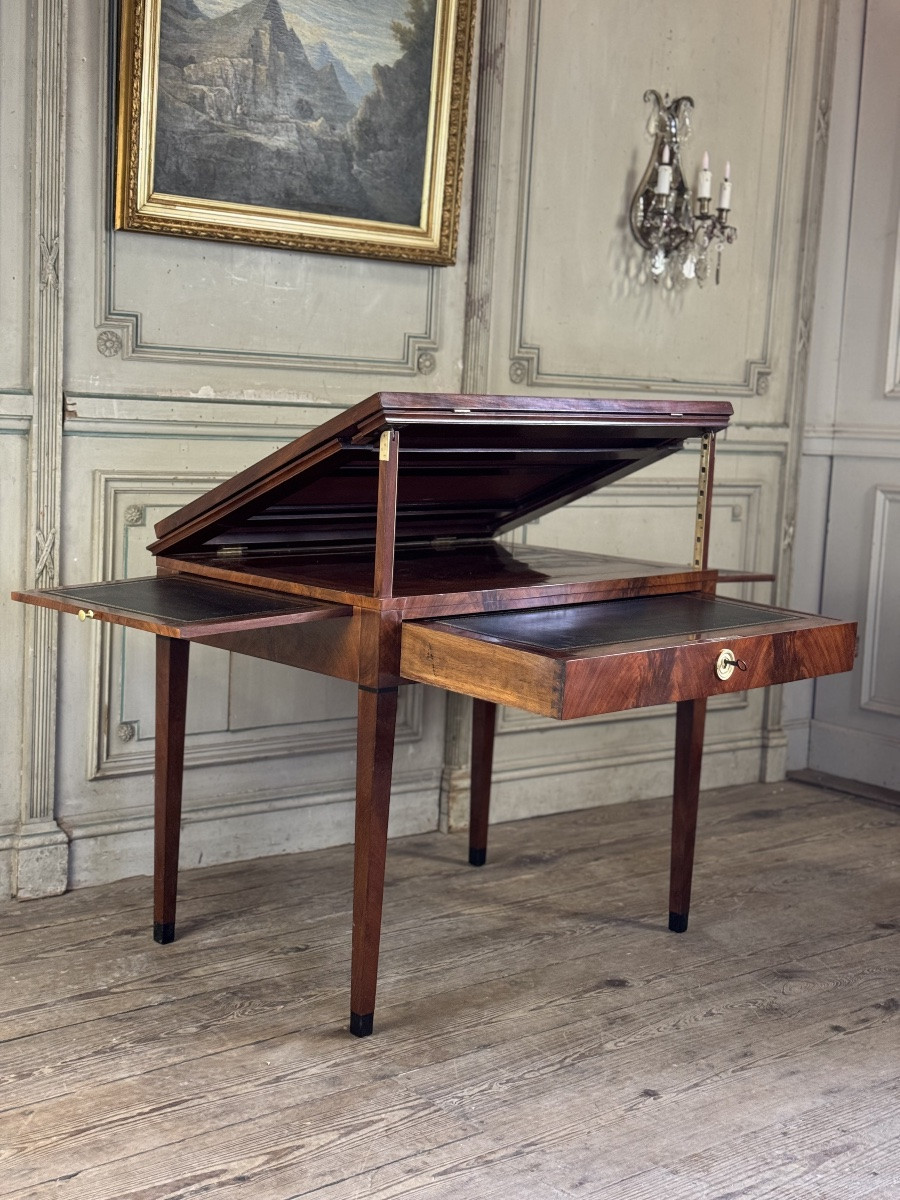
[13,574,350,639]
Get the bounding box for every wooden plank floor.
[0,779,897,1199]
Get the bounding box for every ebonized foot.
[153,921,175,944]
[350,1011,374,1038]
[668,912,689,933]
[469,847,487,867]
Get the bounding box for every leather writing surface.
[40,576,322,622]
[425,594,798,653]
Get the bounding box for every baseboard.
[787,768,900,812]
[64,775,440,889]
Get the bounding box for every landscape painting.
[115,0,476,263]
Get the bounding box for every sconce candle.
[698,150,712,200]
[656,144,673,196]
[718,162,732,210]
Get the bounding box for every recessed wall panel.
[0,4,31,391]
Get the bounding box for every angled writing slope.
[13,393,857,1038]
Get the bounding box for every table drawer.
[401,593,857,719]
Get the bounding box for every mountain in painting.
[305,39,371,108]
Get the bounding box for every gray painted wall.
[1,0,841,898]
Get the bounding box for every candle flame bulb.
[698,149,712,200]
[718,162,732,211]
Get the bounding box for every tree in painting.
[153,0,437,226]
[349,0,436,224]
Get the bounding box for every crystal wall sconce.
[630,90,737,286]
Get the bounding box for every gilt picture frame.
[115,0,477,265]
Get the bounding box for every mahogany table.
[15,393,856,1036]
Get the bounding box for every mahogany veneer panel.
[197,616,362,682]
[149,392,733,557]
[401,595,858,719]
[156,545,714,617]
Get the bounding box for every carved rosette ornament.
[509,359,528,385]
[123,504,146,526]
[97,329,123,357]
[416,351,436,375]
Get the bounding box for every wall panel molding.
[0,7,32,392]
[0,395,32,434]
[64,767,441,888]
[461,0,508,396]
[802,424,900,458]
[884,203,900,397]
[17,0,70,899]
[503,0,806,398]
[97,256,444,377]
[87,0,444,379]
[860,485,900,716]
[62,392,345,440]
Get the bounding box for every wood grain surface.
[147,392,733,558]
[402,597,857,719]
[154,547,713,617]
[0,779,896,1198]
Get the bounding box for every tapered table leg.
[154,636,190,945]
[669,697,707,933]
[350,683,399,1037]
[469,699,497,866]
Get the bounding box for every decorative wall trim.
[65,769,441,888]
[62,391,347,438]
[92,0,442,377]
[0,392,32,434]
[505,0,801,397]
[67,768,441,843]
[803,424,900,458]
[780,0,840,606]
[17,0,69,897]
[95,277,443,375]
[91,687,423,780]
[860,486,900,716]
[462,0,508,395]
[885,202,900,397]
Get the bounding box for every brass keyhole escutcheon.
[715,648,747,680]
